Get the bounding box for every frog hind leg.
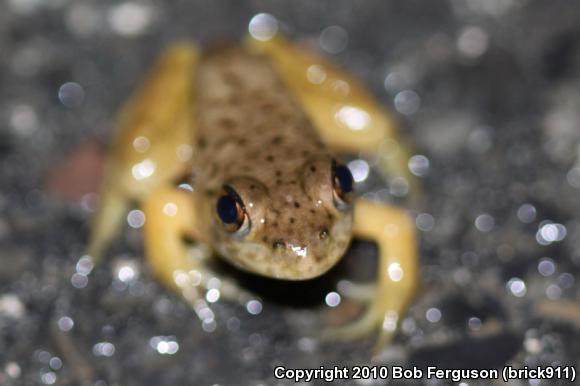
[245,35,418,197]
[325,198,419,355]
[87,42,198,262]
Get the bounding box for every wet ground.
[1,1,579,385]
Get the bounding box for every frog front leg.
[328,198,419,353]
[142,187,245,309]
[87,42,198,261]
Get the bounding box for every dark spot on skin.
[271,136,283,144]
[327,213,333,220]
[198,138,207,148]
[223,71,241,87]
[278,111,290,122]
[262,236,268,243]
[273,240,285,249]
[290,218,295,224]
[319,228,329,240]
[301,150,310,157]
[310,209,316,214]
[260,102,274,113]
[294,202,300,208]
[207,164,216,175]
[250,88,267,100]
[289,180,297,185]
[238,139,247,146]
[276,179,282,185]
[310,165,317,172]
[219,117,236,130]
[266,155,274,162]
[272,222,278,228]
[228,93,241,105]
[275,170,282,177]
[250,184,256,190]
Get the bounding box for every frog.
[87,33,419,353]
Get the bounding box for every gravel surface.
[1,1,579,385]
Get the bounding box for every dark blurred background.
[1,0,579,385]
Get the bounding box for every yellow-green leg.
[245,35,418,194]
[142,186,249,306]
[327,198,419,353]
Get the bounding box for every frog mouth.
[216,212,353,280]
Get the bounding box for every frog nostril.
[273,240,286,250]
[319,228,329,240]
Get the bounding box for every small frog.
[88,34,419,352]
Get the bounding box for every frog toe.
[323,305,381,341]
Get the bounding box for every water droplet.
[58,82,85,108]
[347,159,370,183]
[0,294,25,319]
[408,154,430,176]
[92,342,115,357]
[246,299,263,315]
[132,136,150,153]
[394,90,420,115]
[41,371,57,385]
[390,176,409,197]
[5,362,21,378]
[57,316,74,331]
[163,202,178,216]
[507,277,526,297]
[10,104,38,135]
[206,288,220,303]
[306,64,327,84]
[546,284,562,300]
[108,2,154,37]
[150,336,180,355]
[114,260,139,283]
[127,209,146,228]
[131,159,156,180]
[416,213,435,231]
[457,26,488,58]
[425,307,442,323]
[517,203,536,223]
[468,316,482,331]
[76,255,94,275]
[248,13,278,41]
[475,214,495,232]
[49,357,62,370]
[335,105,370,131]
[387,263,404,282]
[324,291,341,307]
[319,25,348,54]
[71,273,88,288]
[537,258,556,277]
[536,222,566,245]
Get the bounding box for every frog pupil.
[217,195,239,224]
[334,165,353,193]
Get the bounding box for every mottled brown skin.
[194,45,353,279]
[88,37,420,351]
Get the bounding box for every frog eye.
[332,161,354,209]
[216,186,250,235]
